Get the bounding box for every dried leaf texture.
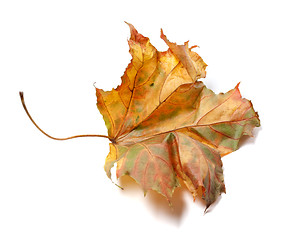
[96,23,260,208]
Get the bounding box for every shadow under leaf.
[118,175,209,223]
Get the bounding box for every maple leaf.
[19,23,260,211]
[95,23,260,209]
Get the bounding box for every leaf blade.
[96,23,260,209]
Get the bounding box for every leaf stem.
[19,91,112,142]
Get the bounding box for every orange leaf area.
[96,23,260,209]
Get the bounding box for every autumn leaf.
[95,23,260,209]
[19,23,260,210]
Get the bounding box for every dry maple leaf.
[20,23,260,211]
[96,23,260,209]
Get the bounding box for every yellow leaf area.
[96,23,260,209]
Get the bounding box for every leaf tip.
[125,21,138,40]
[160,28,164,37]
[124,21,133,30]
[160,29,168,44]
[235,82,241,89]
[204,205,210,215]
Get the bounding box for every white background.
[1,0,290,239]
